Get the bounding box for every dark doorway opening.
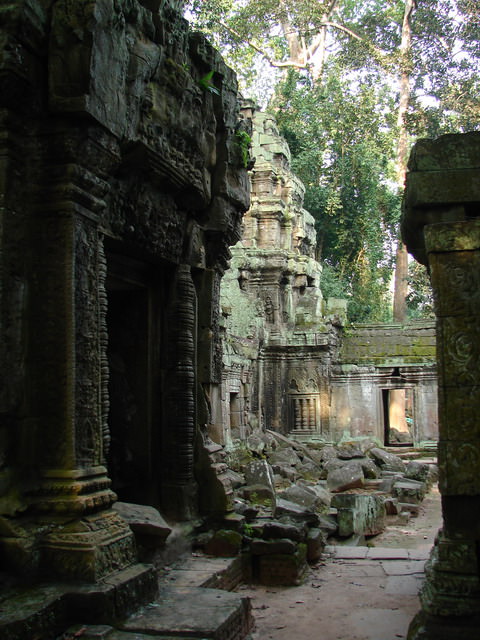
[106,252,163,506]
[383,387,414,446]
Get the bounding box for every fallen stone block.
[331,493,386,537]
[257,545,307,585]
[274,498,319,526]
[204,529,243,557]
[244,460,275,491]
[327,463,365,492]
[306,528,326,562]
[317,514,338,537]
[262,521,306,542]
[369,447,406,472]
[279,484,324,512]
[242,484,275,506]
[398,502,421,515]
[384,497,401,515]
[250,538,297,555]
[392,479,426,504]
[112,502,171,545]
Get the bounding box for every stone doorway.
[382,387,414,446]
[106,251,164,506]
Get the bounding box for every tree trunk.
[393,0,415,323]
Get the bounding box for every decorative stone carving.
[0,0,249,591]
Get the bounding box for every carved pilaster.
[403,133,480,638]
[163,264,198,519]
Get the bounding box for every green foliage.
[198,69,220,95]
[406,262,435,319]
[185,1,480,320]
[235,130,252,168]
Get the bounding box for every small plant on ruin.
[198,69,220,95]
[235,130,251,169]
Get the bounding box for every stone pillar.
[27,130,136,582]
[403,132,480,639]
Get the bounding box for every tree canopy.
[185,0,480,322]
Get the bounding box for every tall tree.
[186,0,480,320]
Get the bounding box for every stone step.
[120,586,253,639]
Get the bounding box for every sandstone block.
[331,493,386,537]
[327,463,365,493]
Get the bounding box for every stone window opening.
[289,393,320,434]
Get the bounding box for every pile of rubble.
[196,431,437,586]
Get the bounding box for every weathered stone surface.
[331,494,386,537]
[244,460,275,492]
[279,484,325,512]
[317,514,338,537]
[337,444,365,459]
[121,587,253,638]
[306,528,326,563]
[369,448,406,472]
[404,460,434,484]
[326,464,365,493]
[274,498,319,526]
[392,480,426,504]
[242,484,275,506]
[257,546,308,586]
[262,521,306,542]
[112,502,171,543]
[250,538,297,555]
[268,448,302,468]
[204,530,243,557]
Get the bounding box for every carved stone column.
[403,132,480,639]
[27,130,136,582]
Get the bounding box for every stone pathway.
[239,485,442,640]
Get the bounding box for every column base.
[408,610,480,640]
[40,509,136,582]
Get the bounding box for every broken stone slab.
[112,502,171,545]
[336,444,366,459]
[274,498,320,526]
[271,465,298,481]
[262,520,306,542]
[279,484,326,512]
[369,447,406,472]
[319,457,345,479]
[317,445,338,463]
[358,457,381,479]
[244,459,275,489]
[250,538,297,555]
[405,460,438,486]
[233,498,259,522]
[326,463,365,493]
[391,479,427,504]
[268,447,302,467]
[241,484,275,507]
[331,494,386,537]
[296,460,322,481]
[224,469,245,489]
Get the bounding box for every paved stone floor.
[239,486,442,640]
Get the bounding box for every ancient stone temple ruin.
[219,107,438,449]
[0,0,249,611]
[403,132,480,640]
